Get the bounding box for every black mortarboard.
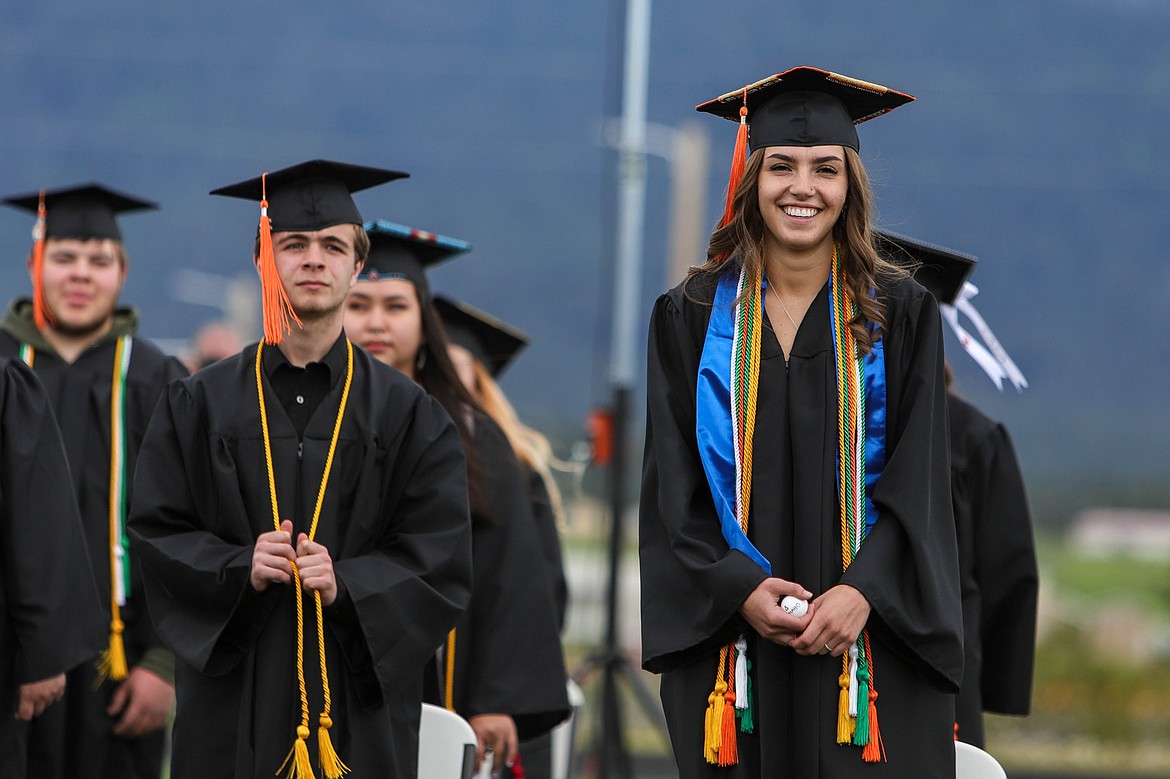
[433,296,529,378]
[876,231,977,306]
[697,66,914,152]
[360,220,471,300]
[3,183,155,241]
[209,159,408,232]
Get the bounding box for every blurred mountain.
[2,1,1168,524]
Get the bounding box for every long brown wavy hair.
[687,146,905,355]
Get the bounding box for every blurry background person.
[0,355,106,777]
[435,294,570,779]
[181,319,245,373]
[344,220,569,777]
[880,231,1039,747]
[0,184,186,779]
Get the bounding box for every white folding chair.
[418,703,477,779]
[955,740,1008,779]
[549,678,586,779]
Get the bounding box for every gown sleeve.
[839,283,965,691]
[527,469,568,632]
[2,359,105,687]
[330,393,474,707]
[639,291,770,674]
[972,422,1037,714]
[127,380,273,677]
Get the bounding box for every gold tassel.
[279,725,316,779]
[836,673,854,744]
[96,617,129,683]
[703,678,727,764]
[318,715,349,778]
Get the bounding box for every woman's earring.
[416,348,427,371]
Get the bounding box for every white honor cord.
[734,635,749,710]
[848,643,860,717]
[941,282,1027,392]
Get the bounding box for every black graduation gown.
[948,392,1037,747]
[640,274,963,778]
[425,419,570,746]
[0,305,187,779]
[0,357,105,776]
[127,342,473,779]
[526,467,568,633]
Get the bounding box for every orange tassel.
[257,173,301,345]
[717,687,738,766]
[718,96,750,229]
[31,189,54,330]
[862,686,885,763]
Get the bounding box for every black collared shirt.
[261,334,349,438]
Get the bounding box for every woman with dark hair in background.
[344,221,569,777]
[639,68,963,777]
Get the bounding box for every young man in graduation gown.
[886,232,1039,746]
[0,184,187,779]
[128,160,473,779]
[0,355,107,777]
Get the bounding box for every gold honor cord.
[21,337,133,684]
[256,340,354,779]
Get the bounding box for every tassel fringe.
[836,673,854,744]
[280,726,315,779]
[717,687,738,766]
[318,715,349,778]
[257,174,302,344]
[96,619,129,683]
[31,189,54,330]
[719,101,750,229]
[862,686,885,763]
[703,678,727,764]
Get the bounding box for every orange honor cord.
[257,173,302,345]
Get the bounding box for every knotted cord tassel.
[31,189,55,330]
[279,725,315,779]
[736,655,755,734]
[733,636,748,710]
[703,646,730,764]
[862,686,885,763]
[510,753,527,779]
[257,173,301,345]
[96,616,129,683]
[717,685,738,766]
[318,714,348,778]
[851,665,870,747]
[836,672,854,744]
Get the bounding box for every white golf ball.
[780,595,808,618]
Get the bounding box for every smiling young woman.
[639,67,964,778]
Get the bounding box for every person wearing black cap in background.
[344,221,570,778]
[435,295,571,779]
[0,184,187,779]
[639,67,962,777]
[127,161,473,779]
[0,355,106,778]
[880,231,1038,749]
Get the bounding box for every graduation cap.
[210,160,408,344]
[3,183,156,329]
[360,219,471,300]
[433,295,529,377]
[697,66,914,228]
[875,230,976,306]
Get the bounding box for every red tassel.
[862,686,886,763]
[31,189,55,330]
[257,173,301,345]
[717,687,738,766]
[718,96,750,229]
[509,752,526,779]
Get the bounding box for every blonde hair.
[470,359,564,522]
[689,146,906,354]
